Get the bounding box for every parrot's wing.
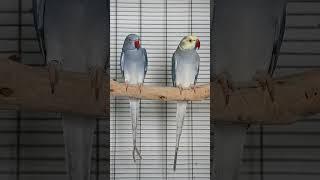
[194,53,200,85]
[142,48,148,78]
[32,0,47,63]
[172,52,177,87]
[268,4,287,77]
[120,51,125,77]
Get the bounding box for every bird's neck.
[123,48,138,52]
[177,45,195,53]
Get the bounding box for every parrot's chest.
[124,52,144,70]
[123,51,146,83]
[175,57,197,87]
[125,61,144,73]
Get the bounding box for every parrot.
[32,0,106,179]
[120,34,148,162]
[171,35,200,171]
[212,0,287,179]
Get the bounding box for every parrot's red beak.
[195,39,200,49]
[135,40,141,49]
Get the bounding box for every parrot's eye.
[189,39,192,42]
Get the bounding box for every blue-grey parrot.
[120,34,148,162]
[32,0,106,179]
[172,35,200,171]
[212,0,287,179]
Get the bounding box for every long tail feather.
[213,122,248,180]
[129,98,142,162]
[173,101,188,171]
[62,115,95,180]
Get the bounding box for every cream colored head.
[178,35,200,50]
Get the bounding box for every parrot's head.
[123,34,141,50]
[178,35,200,50]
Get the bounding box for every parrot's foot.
[137,83,143,94]
[177,86,184,95]
[216,73,234,106]
[132,146,142,162]
[48,60,60,94]
[254,71,275,102]
[125,81,129,92]
[89,67,104,100]
[190,85,196,94]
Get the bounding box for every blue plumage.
[171,35,200,171]
[120,34,148,162]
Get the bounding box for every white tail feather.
[173,101,188,171]
[129,98,142,162]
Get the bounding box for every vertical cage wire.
[210,0,215,178]
[164,0,168,177]
[138,1,142,177]
[15,0,22,180]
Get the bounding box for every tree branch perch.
[0,58,107,116]
[1,58,320,124]
[110,80,209,101]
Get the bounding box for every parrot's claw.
[178,86,183,95]
[217,73,234,106]
[191,85,196,94]
[254,72,275,102]
[90,67,104,101]
[125,81,129,92]
[138,83,143,94]
[48,60,60,94]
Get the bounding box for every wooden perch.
[111,74,320,125]
[110,80,209,101]
[0,59,106,116]
[211,73,320,125]
[1,58,320,124]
